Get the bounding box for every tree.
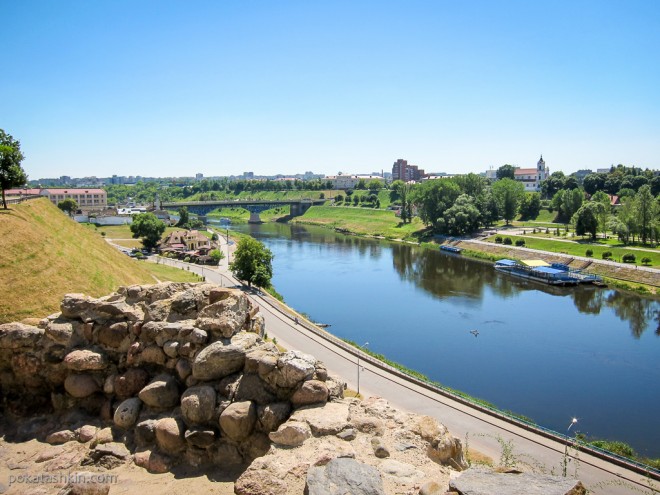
[392,180,414,223]
[583,173,606,196]
[552,188,583,224]
[411,180,460,230]
[367,179,383,192]
[475,191,499,227]
[439,194,481,235]
[573,202,603,240]
[130,212,166,251]
[634,184,656,244]
[491,178,524,225]
[519,193,541,220]
[209,249,225,264]
[453,173,487,197]
[540,171,566,198]
[177,206,190,227]
[57,198,78,217]
[591,191,611,238]
[496,164,516,180]
[229,236,274,288]
[356,179,367,190]
[0,130,28,209]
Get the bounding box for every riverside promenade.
[146,241,658,495]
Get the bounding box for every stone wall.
[0,282,343,472]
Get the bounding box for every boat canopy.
[495,259,518,266]
[521,259,550,267]
[532,266,565,275]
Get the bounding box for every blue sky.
[4,0,660,179]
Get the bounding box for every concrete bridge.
[160,199,325,223]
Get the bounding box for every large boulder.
[195,289,250,338]
[0,322,44,349]
[291,379,329,407]
[138,374,180,408]
[64,374,100,398]
[291,401,351,436]
[60,293,95,319]
[192,333,260,381]
[155,417,186,454]
[268,420,311,447]
[411,415,467,469]
[264,350,317,390]
[64,349,108,371]
[257,402,291,433]
[306,457,385,495]
[219,401,257,441]
[180,385,216,425]
[114,368,150,398]
[449,467,587,495]
[113,397,142,429]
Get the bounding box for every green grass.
[292,205,426,240]
[0,199,157,323]
[143,261,205,283]
[486,234,660,266]
[84,223,182,239]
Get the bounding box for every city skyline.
[4,1,660,180]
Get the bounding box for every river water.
[225,221,660,458]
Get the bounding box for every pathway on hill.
[142,252,658,495]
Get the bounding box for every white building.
[513,156,549,192]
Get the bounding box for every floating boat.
[494,259,603,286]
[440,245,463,254]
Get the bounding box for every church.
[513,155,549,192]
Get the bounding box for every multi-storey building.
[391,159,426,182]
[40,188,108,209]
[513,156,549,192]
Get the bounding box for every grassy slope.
[0,199,159,322]
[292,205,426,240]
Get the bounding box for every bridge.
[160,199,326,223]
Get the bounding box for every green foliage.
[209,248,224,264]
[622,253,636,263]
[57,198,78,216]
[503,237,512,245]
[495,164,516,180]
[494,235,503,244]
[519,192,541,220]
[412,179,461,230]
[491,178,525,225]
[589,440,636,458]
[438,194,481,235]
[129,212,166,251]
[585,249,593,257]
[573,201,603,240]
[229,236,274,288]
[515,239,525,247]
[602,251,612,260]
[642,257,652,265]
[0,129,28,209]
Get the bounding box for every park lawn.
[486,234,660,266]
[293,206,426,240]
[142,261,205,283]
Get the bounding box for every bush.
[515,239,525,246]
[641,257,652,266]
[183,256,191,263]
[622,253,636,263]
[101,231,106,237]
[503,237,512,245]
[585,249,593,257]
[495,236,503,244]
[602,251,612,260]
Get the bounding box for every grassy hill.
[0,199,169,322]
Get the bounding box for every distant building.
[573,169,592,183]
[39,188,108,209]
[391,159,426,182]
[326,174,383,190]
[161,230,212,251]
[513,156,549,192]
[195,173,204,181]
[597,168,611,174]
[243,172,254,179]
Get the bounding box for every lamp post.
[356,342,369,396]
[226,228,230,265]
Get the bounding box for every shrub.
[602,251,612,260]
[515,239,525,246]
[101,231,106,237]
[503,237,512,245]
[622,253,636,263]
[184,256,191,263]
[641,257,652,266]
[585,249,593,257]
[495,236,503,244]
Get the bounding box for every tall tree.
[411,180,461,230]
[583,173,606,196]
[573,202,603,240]
[491,178,524,225]
[519,192,541,220]
[0,130,28,209]
[439,194,481,235]
[176,206,190,227]
[591,191,611,238]
[453,173,487,197]
[130,212,166,251]
[496,164,516,180]
[540,171,566,199]
[634,184,656,244]
[391,180,414,223]
[229,236,274,288]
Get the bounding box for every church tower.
[537,155,548,182]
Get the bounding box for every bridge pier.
[248,211,263,223]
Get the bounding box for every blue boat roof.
[496,259,518,266]
[533,266,564,275]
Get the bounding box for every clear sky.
[4,0,660,179]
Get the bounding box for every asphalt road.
[147,254,658,495]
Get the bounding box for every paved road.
[144,253,658,494]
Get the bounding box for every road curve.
[147,255,658,495]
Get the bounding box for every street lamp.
[356,342,369,396]
[567,417,578,432]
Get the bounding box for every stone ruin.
[0,282,585,494]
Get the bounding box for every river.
[223,221,660,458]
